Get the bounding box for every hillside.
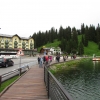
[38,39,100,56]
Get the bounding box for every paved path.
[0,65,48,100]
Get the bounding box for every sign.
[17,49,24,56]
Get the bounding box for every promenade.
[0,56,81,100]
[0,65,48,100]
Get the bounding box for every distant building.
[40,47,61,55]
[0,34,35,55]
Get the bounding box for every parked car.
[0,58,14,67]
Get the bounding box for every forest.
[32,23,100,55]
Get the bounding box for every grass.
[49,59,82,74]
[0,75,19,93]
[49,58,92,76]
[84,41,100,56]
[38,39,61,52]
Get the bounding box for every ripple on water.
[57,67,100,100]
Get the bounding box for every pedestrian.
[44,53,49,65]
[63,55,66,61]
[56,53,60,62]
[39,55,43,68]
[37,55,40,64]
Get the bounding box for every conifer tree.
[84,26,88,47]
[58,26,63,40]
[72,27,78,48]
[78,41,84,55]
[81,23,85,34]
[98,42,100,50]
[81,35,84,45]
[96,24,100,43]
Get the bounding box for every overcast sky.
[0,0,100,37]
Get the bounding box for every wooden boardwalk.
[0,65,48,100]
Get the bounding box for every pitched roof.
[0,33,32,40]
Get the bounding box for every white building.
[44,47,61,55]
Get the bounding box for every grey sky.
[0,0,100,37]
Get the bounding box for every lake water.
[56,59,100,100]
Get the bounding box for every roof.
[0,33,32,40]
[0,34,12,38]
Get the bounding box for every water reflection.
[56,59,100,100]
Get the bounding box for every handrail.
[44,64,73,100]
[0,65,30,87]
[0,60,37,87]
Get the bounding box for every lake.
[56,59,100,100]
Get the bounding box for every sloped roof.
[0,33,32,40]
[0,34,12,38]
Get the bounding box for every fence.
[44,64,73,100]
[0,61,36,87]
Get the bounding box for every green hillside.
[84,41,100,56]
[78,35,100,56]
[38,38,100,56]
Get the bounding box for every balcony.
[1,40,4,44]
[18,43,21,46]
[9,41,12,45]
[9,45,12,48]
[26,43,29,46]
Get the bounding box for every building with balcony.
[0,34,36,56]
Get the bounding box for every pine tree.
[96,24,100,43]
[58,26,63,40]
[72,27,78,48]
[81,23,85,34]
[78,41,84,56]
[98,42,100,50]
[81,35,84,45]
[84,26,88,47]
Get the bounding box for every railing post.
[27,65,29,69]
[47,71,49,98]
[0,76,2,87]
[44,66,45,82]
[19,68,22,76]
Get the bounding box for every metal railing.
[0,61,36,87]
[44,64,73,100]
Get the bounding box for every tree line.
[32,23,100,55]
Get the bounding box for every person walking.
[44,53,49,65]
[63,55,66,61]
[39,55,43,68]
[37,55,40,64]
[56,53,60,62]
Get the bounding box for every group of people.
[37,53,52,68]
[71,53,76,59]
[38,52,77,67]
